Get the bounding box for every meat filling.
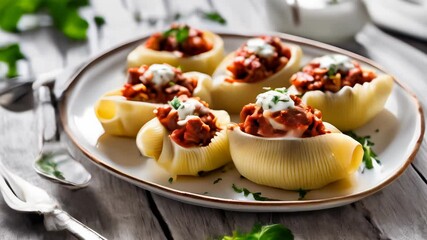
[240,95,328,138]
[156,97,220,148]
[290,55,377,93]
[226,36,291,83]
[145,24,213,57]
[122,64,197,103]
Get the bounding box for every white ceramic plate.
[60,33,424,212]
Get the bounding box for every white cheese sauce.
[176,98,209,125]
[256,88,296,131]
[246,38,275,58]
[143,64,175,86]
[256,88,294,112]
[317,54,354,72]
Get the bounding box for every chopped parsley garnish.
[0,43,26,78]
[296,188,309,200]
[345,131,380,170]
[163,25,190,44]
[272,95,280,104]
[232,184,277,201]
[327,64,338,77]
[168,177,173,183]
[36,154,65,180]
[274,88,288,94]
[213,178,222,184]
[169,97,181,110]
[202,11,227,25]
[218,223,293,240]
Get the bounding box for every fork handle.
[44,209,107,240]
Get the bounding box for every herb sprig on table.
[0,0,104,40]
[218,223,294,240]
[0,43,25,78]
[202,11,227,25]
[344,131,380,170]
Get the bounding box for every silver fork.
[0,160,107,239]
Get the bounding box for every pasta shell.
[94,72,213,137]
[227,124,363,190]
[127,31,224,75]
[210,44,302,114]
[136,110,232,176]
[300,75,393,131]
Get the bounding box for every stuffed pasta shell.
[136,96,232,177]
[211,36,302,114]
[290,54,393,131]
[94,64,212,137]
[228,88,363,190]
[127,24,224,75]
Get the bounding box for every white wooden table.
[1,0,427,239]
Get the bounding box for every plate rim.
[59,31,425,211]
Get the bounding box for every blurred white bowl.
[265,0,370,43]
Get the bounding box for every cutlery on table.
[34,85,91,189]
[0,160,106,239]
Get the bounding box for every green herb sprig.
[344,131,380,170]
[232,184,277,201]
[169,97,182,110]
[0,43,25,78]
[0,0,100,40]
[218,223,294,240]
[163,25,190,44]
[202,11,226,25]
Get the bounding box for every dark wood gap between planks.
[146,192,174,240]
[351,202,391,240]
[411,163,427,185]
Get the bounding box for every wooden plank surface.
[1,0,427,239]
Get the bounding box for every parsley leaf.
[36,153,65,180]
[169,97,181,110]
[232,184,277,201]
[168,177,173,183]
[296,188,309,200]
[0,43,26,78]
[213,178,222,184]
[94,15,105,28]
[327,64,338,77]
[344,131,380,170]
[0,0,92,40]
[219,223,294,240]
[163,25,190,44]
[203,11,226,25]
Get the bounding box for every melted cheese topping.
[317,54,354,72]
[143,64,175,86]
[246,38,275,58]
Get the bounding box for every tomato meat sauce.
[144,24,213,57]
[290,54,377,93]
[122,64,197,103]
[155,97,221,148]
[240,93,328,138]
[226,36,291,83]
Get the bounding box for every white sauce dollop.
[143,64,175,86]
[255,88,294,112]
[246,38,275,58]
[176,98,209,126]
[317,54,354,72]
[256,88,295,131]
